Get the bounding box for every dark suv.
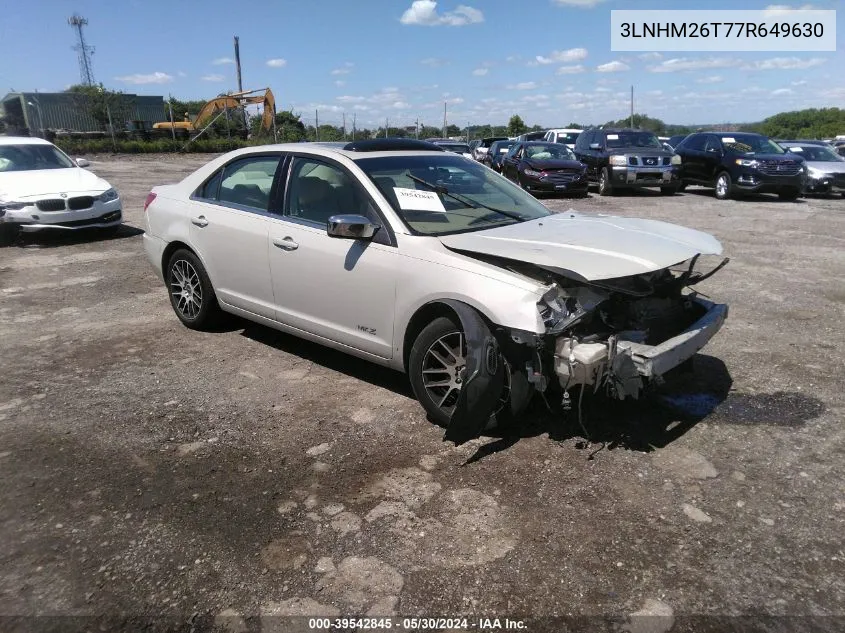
[573,128,679,196]
[674,132,805,201]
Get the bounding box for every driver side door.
[267,155,399,359]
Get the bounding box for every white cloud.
[764,4,818,17]
[791,79,808,86]
[638,52,662,61]
[535,47,588,65]
[115,71,173,84]
[649,57,739,72]
[742,57,826,70]
[331,62,354,74]
[552,0,604,7]
[420,57,450,67]
[200,74,225,82]
[177,71,187,77]
[335,80,346,87]
[646,90,663,96]
[507,81,538,90]
[212,57,234,65]
[696,75,724,84]
[266,58,287,68]
[557,64,585,74]
[472,68,489,76]
[772,88,794,96]
[400,0,484,26]
[596,60,630,73]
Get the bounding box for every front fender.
[441,300,506,445]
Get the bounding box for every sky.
[1,0,843,129]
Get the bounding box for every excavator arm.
[153,88,276,134]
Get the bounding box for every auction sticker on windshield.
[393,187,446,212]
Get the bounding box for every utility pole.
[442,102,447,138]
[342,113,346,140]
[466,121,470,143]
[167,95,176,141]
[352,113,356,140]
[415,117,419,139]
[315,109,319,141]
[68,14,95,86]
[234,36,248,130]
[385,118,389,138]
[630,85,634,129]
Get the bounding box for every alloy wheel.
[421,331,510,417]
[170,259,203,320]
[716,175,729,198]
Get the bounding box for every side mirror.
[589,143,601,150]
[327,214,380,240]
[75,158,90,167]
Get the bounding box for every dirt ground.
[1,153,843,633]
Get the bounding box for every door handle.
[191,215,208,228]
[273,236,299,251]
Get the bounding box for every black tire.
[778,188,800,201]
[714,171,732,200]
[676,182,687,193]
[0,224,20,247]
[408,316,516,429]
[598,167,614,196]
[660,185,678,196]
[165,248,222,330]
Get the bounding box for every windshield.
[555,133,580,144]
[787,145,843,162]
[721,135,784,155]
[0,144,76,172]
[524,144,575,160]
[492,142,515,155]
[357,154,551,236]
[605,131,662,149]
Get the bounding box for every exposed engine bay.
[441,254,730,444]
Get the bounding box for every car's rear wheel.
[714,172,732,200]
[0,224,20,247]
[408,316,510,429]
[166,248,221,330]
[778,188,800,201]
[599,168,614,196]
[676,182,687,192]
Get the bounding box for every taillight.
[143,192,157,212]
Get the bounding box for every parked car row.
[460,128,844,201]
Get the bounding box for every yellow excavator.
[154,87,276,140]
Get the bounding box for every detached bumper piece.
[16,210,122,232]
[554,298,728,400]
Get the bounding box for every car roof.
[222,139,459,162]
[0,136,54,146]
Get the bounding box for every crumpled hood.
[806,160,845,174]
[0,168,110,201]
[439,211,723,281]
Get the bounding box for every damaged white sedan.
[143,139,728,444]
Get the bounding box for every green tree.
[273,110,307,142]
[66,83,134,130]
[507,114,527,136]
[750,108,845,139]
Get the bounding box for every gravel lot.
[1,154,843,632]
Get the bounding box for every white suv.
[543,128,583,149]
[142,139,728,443]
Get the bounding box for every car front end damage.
[443,256,729,444]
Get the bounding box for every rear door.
[266,155,399,358]
[702,135,725,184]
[187,153,282,318]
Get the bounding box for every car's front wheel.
[408,316,511,429]
[599,167,614,196]
[714,172,732,200]
[166,248,222,330]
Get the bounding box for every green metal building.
[0,92,166,133]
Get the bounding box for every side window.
[286,157,379,226]
[684,135,707,151]
[704,136,722,153]
[217,156,281,211]
[198,169,223,200]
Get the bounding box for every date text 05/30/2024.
[307,617,528,630]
